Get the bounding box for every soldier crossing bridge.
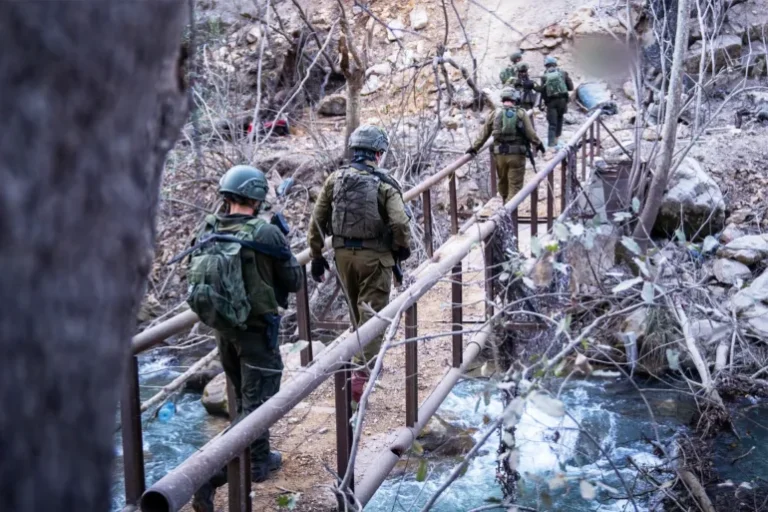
[123,109,614,512]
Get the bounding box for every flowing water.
[111,354,226,511]
[365,376,699,512]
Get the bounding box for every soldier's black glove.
[538,104,546,112]
[465,148,477,156]
[310,257,330,283]
[536,142,546,155]
[396,246,412,262]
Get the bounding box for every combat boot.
[252,450,282,483]
[192,467,227,512]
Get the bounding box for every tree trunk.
[344,72,364,159]
[0,2,187,511]
[632,0,691,247]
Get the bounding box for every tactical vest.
[331,166,390,251]
[544,68,568,97]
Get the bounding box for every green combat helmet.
[510,51,523,63]
[544,56,558,67]
[349,124,390,153]
[500,87,521,103]
[219,165,269,202]
[518,63,529,72]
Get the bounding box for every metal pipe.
[225,380,243,512]
[139,113,601,511]
[131,309,198,355]
[121,356,146,505]
[296,268,313,366]
[451,264,463,368]
[422,190,433,258]
[354,324,493,505]
[405,304,418,427]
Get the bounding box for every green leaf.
[675,228,686,243]
[568,222,585,237]
[416,459,428,482]
[531,236,542,258]
[522,277,536,290]
[631,197,641,213]
[502,398,525,429]
[633,257,650,278]
[641,282,654,304]
[554,222,569,242]
[276,493,300,510]
[666,349,680,371]
[621,236,642,256]
[412,440,424,456]
[611,277,643,294]
[529,391,565,418]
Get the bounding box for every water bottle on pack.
[157,402,176,423]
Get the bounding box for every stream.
[111,359,768,512]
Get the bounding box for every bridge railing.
[120,109,604,512]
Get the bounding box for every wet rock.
[417,413,475,456]
[713,258,751,285]
[317,94,347,116]
[185,362,224,393]
[685,35,742,73]
[652,157,725,240]
[386,19,405,42]
[731,267,768,312]
[717,234,768,265]
[409,8,429,30]
[202,372,229,417]
[720,223,745,244]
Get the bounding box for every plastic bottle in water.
[158,402,176,423]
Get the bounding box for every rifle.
[392,257,404,286]
[270,211,290,236]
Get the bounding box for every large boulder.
[417,413,475,456]
[712,258,752,285]
[685,35,742,73]
[726,1,768,43]
[652,157,725,239]
[201,372,229,417]
[317,94,346,116]
[717,234,768,265]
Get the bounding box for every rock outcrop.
[202,372,229,417]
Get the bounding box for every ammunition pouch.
[264,313,281,351]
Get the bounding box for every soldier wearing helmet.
[189,165,303,511]
[307,125,412,407]
[466,88,544,203]
[539,56,574,148]
[513,63,538,110]
[500,50,525,85]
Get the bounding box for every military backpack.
[493,107,521,141]
[544,68,568,97]
[331,167,387,241]
[185,217,267,331]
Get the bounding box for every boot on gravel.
[252,450,282,483]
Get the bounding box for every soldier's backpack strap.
[349,162,403,193]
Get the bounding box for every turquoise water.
[365,377,695,512]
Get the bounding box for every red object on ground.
[351,370,369,404]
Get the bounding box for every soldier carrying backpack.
[466,88,544,203]
[538,56,574,148]
[184,165,303,512]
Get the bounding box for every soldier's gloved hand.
[310,257,330,283]
[538,104,545,112]
[465,148,477,156]
[396,246,412,262]
[536,142,546,155]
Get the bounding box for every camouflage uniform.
[500,52,524,85]
[197,214,302,469]
[307,162,411,366]
[512,64,537,111]
[539,61,574,147]
[469,92,543,203]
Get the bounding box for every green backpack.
[186,218,266,331]
[544,69,568,97]
[493,107,520,141]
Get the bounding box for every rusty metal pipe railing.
[354,322,493,505]
[139,110,601,512]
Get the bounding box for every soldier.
[185,165,303,512]
[500,51,524,85]
[307,125,412,406]
[538,56,574,148]
[466,88,545,203]
[514,63,538,111]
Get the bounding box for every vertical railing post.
[483,234,495,320]
[547,171,554,230]
[596,120,602,156]
[449,172,459,234]
[530,185,538,240]
[335,363,354,508]
[422,190,434,258]
[489,153,498,198]
[589,124,595,167]
[121,356,145,507]
[560,159,567,213]
[297,268,313,366]
[226,380,244,512]
[581,133,587,182]
[451,263,463,368]
[405,304,418,427]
